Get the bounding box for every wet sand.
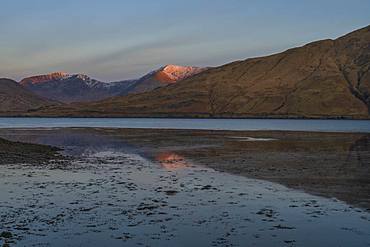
[0,128,369,246]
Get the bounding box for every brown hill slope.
[31,25,370,118]
[0,78,56,114]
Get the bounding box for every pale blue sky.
[1,0,370,81]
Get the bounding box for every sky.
[1,0,370,82]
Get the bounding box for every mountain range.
[1,25,369,118]
[0,78,56,113]
[19,65,205,103]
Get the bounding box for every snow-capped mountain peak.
[20,72,70,86]
[18,64,207,103]
[154,65,206,83]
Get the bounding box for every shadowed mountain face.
[20,73,136,103]
[0,78,56,114]
[37,25,369,118]
[19,65,205,103]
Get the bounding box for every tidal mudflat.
[0,128,369,247]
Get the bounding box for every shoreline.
[1,126,370,135]
[1,114,370,120]
[1,128,369,209]
[0,119,370,134]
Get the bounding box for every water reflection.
[0,128,369,208]
[155,152,190,170]
[0,128,370,247]
[0,129,143,157]
[346,134,370,168]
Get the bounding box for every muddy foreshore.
[0,137,64,165]
[0,128,369,209]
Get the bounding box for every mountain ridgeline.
[29,25,370,119]
[19,65,205,103]
[1,25,370,118]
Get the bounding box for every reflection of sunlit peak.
[156,152,190,171]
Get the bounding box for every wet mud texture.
[1,128,369,209]
[0,128,370,247]
[0,137,64,165]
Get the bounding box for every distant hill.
[19,65,205,103]
[0,78,56,114]
[20,72,136,103]
[32,25,370,119]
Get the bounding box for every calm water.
[0,129,369,247]
[0,117,370,132]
